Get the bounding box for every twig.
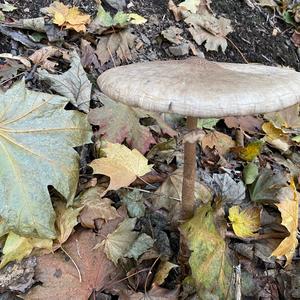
[144,255,161,299]
[60,246,82,283]
[226,37,249,64]
[0,71,26,86]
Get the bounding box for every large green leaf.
[0,81,91,239]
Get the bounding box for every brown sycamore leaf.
[25,212,126,300]
[201,130,235,155]
[79,186,119,229]
[271,181,299,265]
[88,92,176,154]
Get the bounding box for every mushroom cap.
[97,58,300,117]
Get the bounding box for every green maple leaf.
[0,81,91,239]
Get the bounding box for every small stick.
[61,246,82,283]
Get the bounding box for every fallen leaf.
[243,162,259,185]
[53,201,81,246]
[161,26,184,44]
[0,232,52,268]
[249,169,287,203]
[179,0,203,13]
[0,11,4,22]
[122,189,145,218]
[24,228,123,300]
[180,203,232,298]
[120,286,179,300]
[257,0,277,7]
[88,92,176,154]
[201,130,235,155]
[0,1,17,12]
[185,11,233,52]
[153,261,178,286]
[271,181,299,265]
[224,115,263,133]
[0,81,91,238]
[125,233,154,260]
[229,206,260,238]
[79,186,119,229]
[80,39,101,70]
[0,53,31,68]
[38,51,91,113]
[231,140,264,161]
[262,122,290,152]
[98,218,138,264]
[95,29,137,65]
[197,118,219,129]
[0,257,36,293]
[44,1,90,32]
[29,46,68,71]
[0,59,25,83]
[90,143,152,195]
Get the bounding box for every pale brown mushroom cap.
[97,58,300,117]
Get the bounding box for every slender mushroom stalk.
[182,116,198,219]
[97,58,300,219]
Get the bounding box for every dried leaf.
[0,81,91,238]
[0,53,31,68]
[185,12,233,52]
[98,218,138,264]
[44,1,90,32]
[229,206,260,238]
[153,261,178,285]
[90,143,152,195]
[80,39,101,70]
[0,232,52,268]
[231,140,264,161]
[125,233,154,260]
[201,130,235,155]
[0,1,17,12]
[88,92,176,154]
[271,181,299,265]
[161,26,184,44]
[120,286,179,300]
[180,203,232,298]
[79,186,119,228]
[224,115,263,133]
[38,51,91,113]
[197,118,219,129]
[122,189,145,218]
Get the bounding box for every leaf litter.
[0,0,300,299]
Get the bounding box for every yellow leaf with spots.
[271,181,299,266]
[229,206,260,238]
[89,143,152,195]
[0,232,52,268]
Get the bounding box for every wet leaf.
[271,181,299,265]
[90,143,152,195]
[180,203,232,298]
[153,261,178,285]
[98,218,138,264]
[229,206,260,238]
[0,81,91,238]
[38,51,91,113]
[0,232,52,268]
[249,169,287,203]
[125,233,154,260]
[44,1,90,32]
[201,130,235,155]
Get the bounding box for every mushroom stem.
[182,116,198,220]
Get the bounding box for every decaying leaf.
[38,51,91,113]
[0,232,52,268]
[229,206,260,238]
[153,261,178,286]
[161,26,184,44]
[80,39,101,70]
[0,53,31,68]
[79,186,119,228]
[185,11,233,52]
[24,228,122,300]
[29,46,69,71]
[120,286,179,300]
[243,162,259,185]
[125,233,154,260]
[197,118,219,129]
[122,189,145,218]
[201,130,235,155]
[224,115,263,133]
[180,203,232,298]
[0,59,25,83]
[43,1,90,32]
[88,92,176,154]
[0,1,17,12]
[271,181,299,265]
[231,140,264,161]
[0,81,91,238]
[95,29,137,65]
[98,218,138,264]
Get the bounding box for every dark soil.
[0,0,299,70]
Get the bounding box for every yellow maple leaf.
[228,206,260,238]
[89,143,152,195]
[271,180,299,265]
[262,122,290,151]
[0,232,52,268]
[46,1,90,32]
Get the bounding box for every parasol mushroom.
[97,58,300,219]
